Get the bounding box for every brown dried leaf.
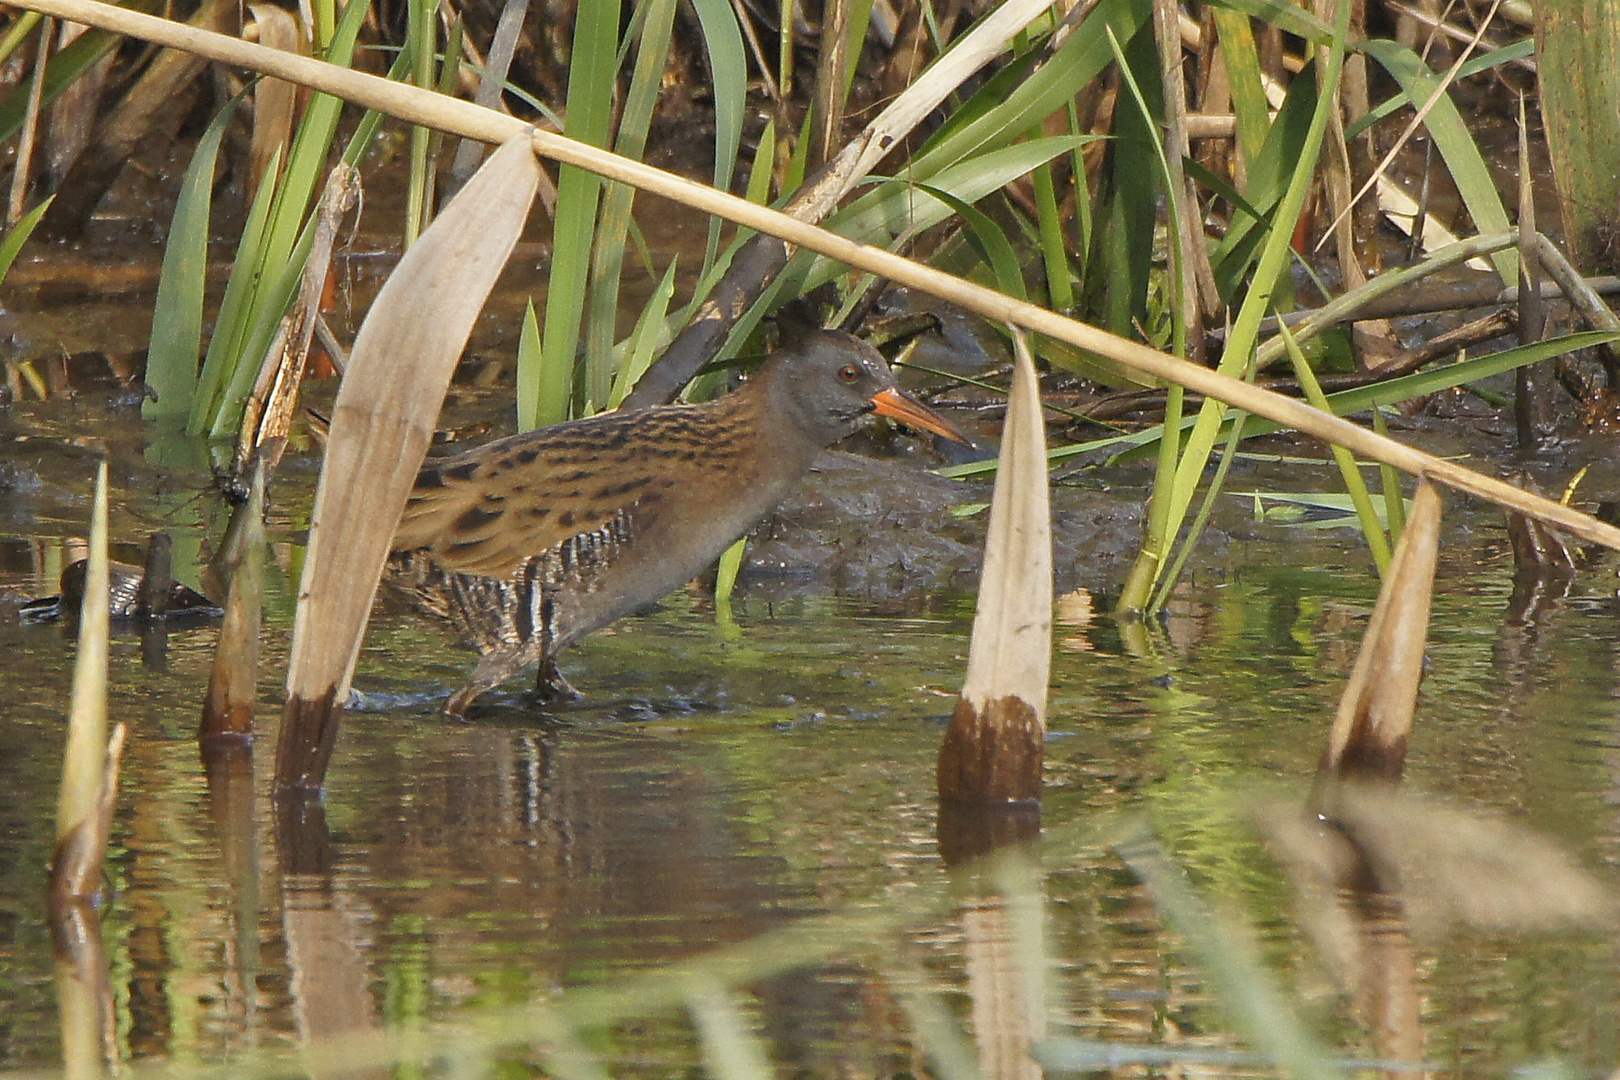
[246,2,304,191]
[1255,786,1619,940]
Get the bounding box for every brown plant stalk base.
[936,694,1044,806]
[275,689,342,794]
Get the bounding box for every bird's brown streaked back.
[393,396,766,579]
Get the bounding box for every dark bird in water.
[387,329,969,716]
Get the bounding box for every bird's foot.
[537,658,582,703]
[441,685,483,722]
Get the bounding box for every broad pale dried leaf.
[278,132,539,791]
[938,329,1051,807]
[960,329,1051,714]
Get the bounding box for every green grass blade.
[712,537,746,628]
[187,147,283,434]
[585,0,679,411]
[1209,71,1318,297]
[802,136,1095,289]
[518,296,543,414]
[1103,329,1620,471]
[1209,8,1269,170]
[1372,409,1406,544]
[0,11,44,66]
[146,96,243,419]
[689,0,746,196]
[745,117,777,205]
[609,258,679,409]
[530,0,620,429]
[913,184,1027,301]
[207,214,319,438]
[1105,21,1184,346]
[1203,0,1332,45]
[1276,317,1392,573]
[909,0,1146,175]
[1095,22,1164,337]
[1345,40,1535,140]
[688,0,747,276]
[1359,38,1517,284]
[194,0,370,436]
[1319,332,1620,417]
[1147,0,1353,609]
[1148,407,1246,613]
[1031,136,1074,312]
[405,0,437,246]
[0,192,53,283]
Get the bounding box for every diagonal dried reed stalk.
[11,0,1620,552]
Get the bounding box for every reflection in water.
[4,492,1620,1070]
[50,900,117,1077]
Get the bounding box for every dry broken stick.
[1530,230,1620,383]
[233,161,361,485]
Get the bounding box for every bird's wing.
[391,409,706,579]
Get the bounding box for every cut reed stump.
[200,456,267,743]
[1317,478,1442,783]
[937,330,1051,808]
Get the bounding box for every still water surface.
[1,396,1619,1076]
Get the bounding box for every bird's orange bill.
[869,387,973,446]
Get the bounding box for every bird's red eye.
[837,365,861,383]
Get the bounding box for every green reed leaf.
[147,97,243,418]
[1360,38,1517,284]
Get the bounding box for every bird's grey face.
[782,330,969,447]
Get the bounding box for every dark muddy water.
[3,352,1620,1075]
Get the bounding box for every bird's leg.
[442,641,537,719]
[536,656,581,702]
[530,573,579,702]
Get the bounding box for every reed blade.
[276,132,540,794]
[50,461,123,904]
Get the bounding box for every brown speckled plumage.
[386,329,965,716]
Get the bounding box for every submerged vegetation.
[1,0,1620,1072]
